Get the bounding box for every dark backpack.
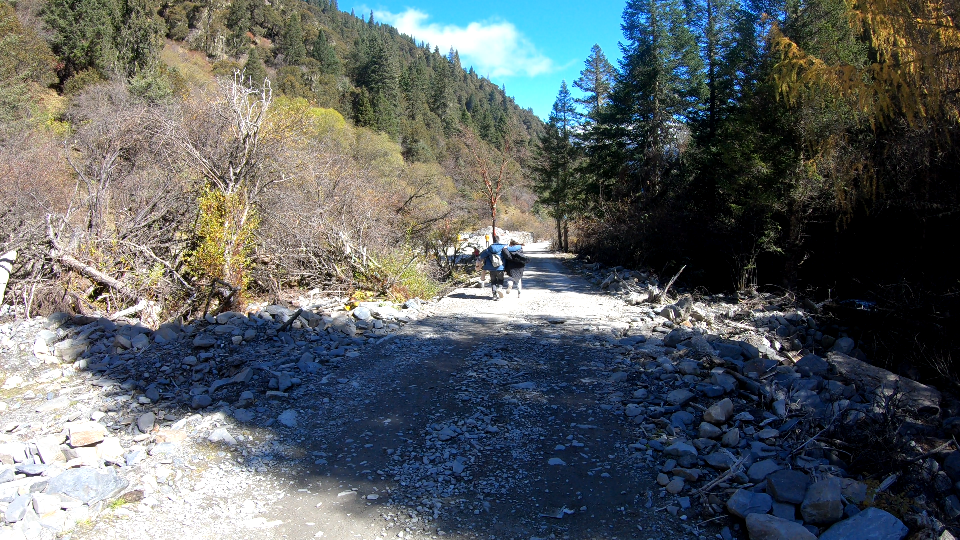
[509,250,528,266]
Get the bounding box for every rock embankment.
[569,259,957,540]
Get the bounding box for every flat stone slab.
[44,467,128,504]
[746,513,817,540]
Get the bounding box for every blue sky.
[353,0,628,119]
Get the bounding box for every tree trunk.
[556,217,563,252]
[563,221,569,252]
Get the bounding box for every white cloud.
[374,8,555,78]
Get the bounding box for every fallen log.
[826,351,941,413]
[46,218,141,302]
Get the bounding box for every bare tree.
[163,71,275,294]
[457,129,520,233]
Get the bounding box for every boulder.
[766,469,810,504]
[800,477,844,525]
[44,467,128,504]
[726,489,773,518]
[818,507,908,540]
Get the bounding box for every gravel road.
[7,243,699,540]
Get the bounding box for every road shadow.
[31,248,694,540]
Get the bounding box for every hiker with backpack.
[504,240,528,297]
[479,235,510,300]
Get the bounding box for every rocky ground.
[0,244,958,540]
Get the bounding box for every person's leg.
[516,278,522,296]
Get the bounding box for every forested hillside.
[0,0,546,319]
[533,0,960,370]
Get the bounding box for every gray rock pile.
[564,259,957,540]
[0,296,428,538]
[460,227,535,250]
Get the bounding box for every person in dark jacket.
[504,240,526,296]
[479,235,509,300]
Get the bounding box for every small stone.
[747,460,782,483]
[699,422,722,439]
[44,467,129,504]
[149,442,178,460]
[548,458,566,466]
[32,493,61,516]
[666,389,695,406]
[666,477,684,494]
[839,478,868,504]
[208,428,237,446]
[193,335,216,348]
[137,412,156,434]
[5,494,31,523]
[35,436,65,465]
[124,448,146,466]
[190,394,212,409]
[704,452,737,470]
[131,333,150,349]
[233,409,255,422]
[96,437,124,464]
[67,421,106,447]
[657,473,670,486]
[703,398,735,424]
[721,428,740,447]
[237,391,255,408]
[625,404,644,417]
[746,513,817,540]
[277,410,297,428]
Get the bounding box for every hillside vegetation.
[0,0,548,320]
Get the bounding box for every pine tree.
[311,30,341,75]
[115,0,165,76]
[533,81,581,251]
[43,0,121,80]
[243,47,268,88]
[281,12,307,65]
[226,0,252,57]
[573,45,616,120]
[613,0,705,193]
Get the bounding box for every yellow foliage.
[353,129,405,179]
[771,0,960,125]
[185,187,260,293]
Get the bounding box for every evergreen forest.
[532,0,960,367]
